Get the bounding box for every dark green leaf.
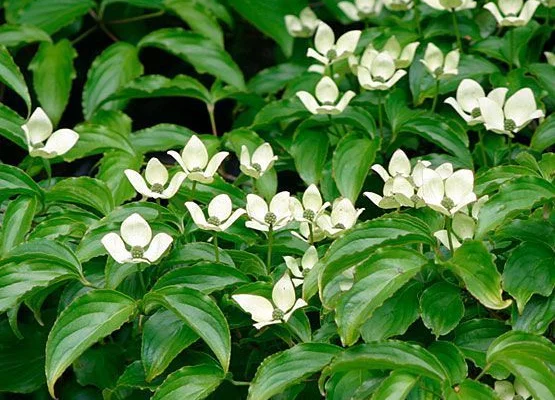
[1,195,38,254]
[371,371,418,400]
[428,341,467,385]
[47,177,115,216]
[14,0,95,35]
[512,295,555,335]
[420,282,465,337]
[0,164,43,202]
[152,363,224,400]
[153,264,249,293]
[0,24,51,47]
[0,45,31,111]
[530,114,555,153]
[446,380,498,399]
[165,0,224,47]
[163,242,235,267]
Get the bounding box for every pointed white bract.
[285,7,320,38]
[240,143,278,179]
[167,135,228,183]
[317,198,364,237]
[101,213,173,264]
[422,0,476,10]
[185,194,246,232]
[338,0,384,21]
[420,43,459,79]
[245,192,292,232]
[306,22,361,66]
[284,246,318,286]
[484,0,540,26]
[384,0,414,10]
[232,274,307,329]
[545,51,555,65]
[478,88,544,137]
[22,107,79,159]
[296,76,356,115]
[290,184,330,223]
[356,48,407,90]
[124,158,186,199]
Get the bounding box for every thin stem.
[42,158,52,188]
[451,10,463,52]
[251,177,257,194]
[207,103,218,136]
[107,10,165,24]
[378,92,384,138]
[190,181,197,201]
[446,217,455,255]
[414,1,422,36]
[137,264,147,294]
[477,129,488,168]
[227,379,251,386]
[308,223,315,245]
[267,226,274,271]
[431,79,440,112]
[89,9,119,42]
[213,233,220,263]
[508,28,515,71]
[71,25,98,45]
[475,364,490,381]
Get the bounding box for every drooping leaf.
[0,45,31,112]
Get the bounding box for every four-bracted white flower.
[296,76,356,115]
[246,192,292,232]
[125,158,187,199]
[307,22,361,66]
[232,274,307,329]
[168,135,228,183]
[101,213,173,264]
[240,143,278,179]
[317,198,364,237]
[284,246,318,286]
[484,0,540,26]
[422,0,477,10]
[185,194,246,232]
[22,107,79,159]
[285,7,320,38]
[418,168,477,216]
[420,43,459,79]
[290,184,330,223]
[338,0,384,21]
[478,88,544,137]
[357,49,407,90]
[381,36,420,68]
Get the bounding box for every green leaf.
[14,0,95,35]
[131,123,200,153]
[428,341,467,385]
[1,195,38,254]
[512,294,555,335]
[163,242,235,267]
[0,164,43,202]
[475,176,555,238]
[248,343,342,400]
[165,0,224,47]
[474,165,539,196]
[82,42,144,119]
[0,45,31,112]
[0,103,26,148]
[152,363,224,400]
[45,289,137,398]
[143,286,231,372]
[333,134,379,202]
[252,97,309,128]
[530,114,555,153]
[139,28,245,90]
[324,370,383,400]
[420,282,465,337]
[47,177,115,216]
[336,248,427,346]
[100,0,165,13]
[142,309,199,381]
[28,39,77,126]
[445,380,498,400]
[528,62,555,109]
[153,264,249,293]
[97,150,143,206]
[447,241,512,310]
[248,63,307,95]
[114,361,161,392]
[73,344,125,389]
[370,371,418,400]
[0,24,51,47]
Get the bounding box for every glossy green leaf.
[1,195,38,254]
[153,264,249,293]
[446,380,498,400]
[165,0,224,47]
[47,177,115,216]
[0,103,26,148]
[530,114,555,153]
[252,97,309,128]
[371,371,418,400]
[0,24,51,47]
[512,295,555,335]
[96,150,143,206]
[428,341,467,385]
[14,0,95,35]
[0,164,43,202]
[248,63,307,95]
[131,123,201,153]
[63,122,134,160]
[152,363,224,400]
[0,45,31,112]
[163,242,235,267]
[420,282,465,337]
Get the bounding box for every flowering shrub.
[0,1,553,399]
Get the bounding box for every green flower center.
[504,119,516,131]
[303,209,316,221]
[433,67,444,77]
[207,216,221,226]
[131,246,144,259]
[471,107,481,118]
[151,183,164,194]
[251,163,262,172]
[272,308,285,320]
[410,194,421,203]
[190,167,204,173]
[374,76,386,83]
[326,49,337,59]
[31,142,45,149]
[441,197,455,209]
[302,269,310,277]
[264,212,277,225]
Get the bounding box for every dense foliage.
[0,0,553,399]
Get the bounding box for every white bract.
[338,0,384,21]
[246,192,292,232]
[494,380,531,400]
[484,0,540,26]
[22,107,79,159]
[381,36,420,68]
[185,194,246,232]
[240,143,278,179]
[284,7,320,38]
[232,274,307,329]
[357,49,407,90]
[168,135,228,183]
[296,76,356,115]
[317,198,364,236]
[292,221,327,243]
[422,0,476,10]
[307,22,361,66]
[124,158,186,199]
[478,88,544,137]
[290,184,330,223]
[384,0,414,10]
[420,43,459,79]
[101,213,173,264]
[284,246,318,286]
[545,51,555,65]
[418,168,477,216]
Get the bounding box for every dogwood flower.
[232,274,307,329]
[296,76,356,115]
[101,213,173,264]
[381,36,420,68]
[307,22,361,66]
[357,50,407,90]
[421,44,459,79]
[494,380,531,400]
[290,184,330,223]
[384,0,414,10]
[284,7,320,38]
[292,222,327,243]
[545,51,555,65]
[124,158,186,199]
[21,107,79,159]
[284,246,318,286]
[240,143,278,179]
[246,192,292,232]
[317,198,364,236]
[168,135,228,183]
[422,0,477,10]
[418,168,477,216]
[338,0,384,21]
[484,0,540,26]
[185,194,246,232]
[478,88,544,137]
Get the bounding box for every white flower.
[289,184,330,223]
[418,168,477,216]
[168,135,228,184]
[185,194,246,232]
[296,76,356,115]
[494,380,531,400]
[545,51,555,65]
[384,0,414,10]
[444,79,510,126]
[101,213,173,264]
[291,222,327,243]
[306,22,361,66]
[124,158,186,199]
[240,143,278,179]
[317,198,364,237]
[232,274,307,329]
[478,88,544,137]
[357,49,407,90]
[422,0,477,10]
[21,107,79,159]
[284,246,318,286]
[285,7,320,38]
[420,43,459,79]
[484,0,540,26]
[381,36,420,68]
[338,0,384,21]
[245,192,292,232]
